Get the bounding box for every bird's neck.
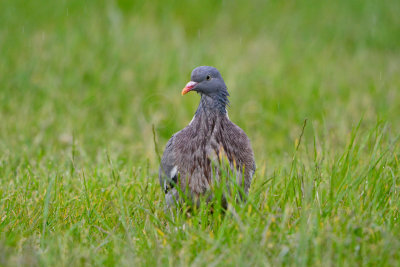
[196,93,229,117]
[190,94,229,137]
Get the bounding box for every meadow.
[1,0,400,266]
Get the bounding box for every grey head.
[182,66,229,113]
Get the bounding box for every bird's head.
[181,66,228,97]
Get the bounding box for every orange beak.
[181,81,198,95]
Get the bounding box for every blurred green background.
[1,0,399,166]
[1,0,400,265]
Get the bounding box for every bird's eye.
[206,75,211,80]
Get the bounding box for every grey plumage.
[159,66,256,207]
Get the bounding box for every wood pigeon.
[159,66,256,207]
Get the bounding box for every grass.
[1,0,400,266]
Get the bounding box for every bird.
[159,66,256,208]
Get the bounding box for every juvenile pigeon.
[159,66,256,207]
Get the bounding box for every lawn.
[1,0,400,266]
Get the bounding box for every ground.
[1,0,400,266]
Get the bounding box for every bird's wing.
[159,135,179,193]
[224,120,256,192]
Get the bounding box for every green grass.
[1,0,400,266]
